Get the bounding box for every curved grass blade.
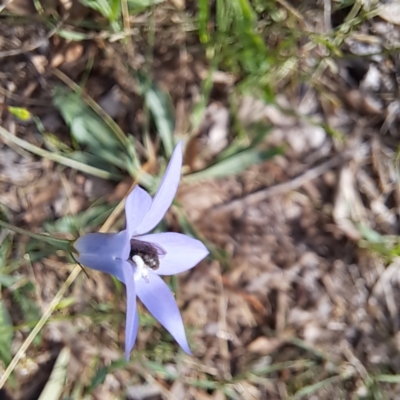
[0,125,122,181]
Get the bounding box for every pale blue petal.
[125,186,152,238]
[134,142,182,235]
[73,231,129,281]
[125,309,139,361]
[121,261,137,361]
[136,270,191,354]
[137,232,208,275]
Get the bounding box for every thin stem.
[0,219,72,252]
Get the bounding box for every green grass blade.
[198,0,210,43]
[185,147,281,182]
[0,125,122,181]
[291,375,343,399]
[136,73,175,157]
[0,219,72,252]
[0,301,13,365]
[375,374,400,383]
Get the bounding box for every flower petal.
[136,270,191,354]
[121,261,138,361]
[73,231,129,281]
[134,142,182,235]
[137,232,208,275]
[125,185,152,237]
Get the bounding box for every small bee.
[130,239,166,270]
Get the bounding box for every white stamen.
[132,255,149,283]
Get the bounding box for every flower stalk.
[0,219,72,253]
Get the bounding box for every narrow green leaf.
[135,73,174,157]
[42,132,73,153]
[0,232,12,269]
[0,274,19,287]
[0,125,121,181]
[57,30,88,41]
[52,87,133,173]
[291,375,342,399]
[0,301,13,365]
[0,219,73,252]
[85,359,126,393]
[68,151,125,173]
[71,114,121,151]
[357,224,386,244]
[144,86,174,157]
[186,379,219,390]
[44,204,114,235]
[55,298,76,310]
[127,0,164,11]
[198,0,211,43]
[13,283,40,324]
[144,360,179,380]
[79,0,114,20]
[376,374,400,383]
[185,147,282,182]
[52,88,122,151]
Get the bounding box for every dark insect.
[130,239,166,270]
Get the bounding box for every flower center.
[129,239,166,271]
[132,255,149,283]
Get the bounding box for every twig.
[212,152,350,215]
[216,262,232,380]
[341,342,370,383]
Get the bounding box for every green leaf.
[79,0,119,21]
[185,147,282,182]
[357,224,386,244]
[13,282,41,324]
[68,151,124,173]
[291,375,343,399]
[52,87,127,172]
[57,30,88,41]
[136,74,174,157]
[71,114,121,150]
[187,379,219,390]
[44,204,115,235]
[55,297,77,310]
[127,0,164,12]
[0,301,13,365]
[38,347,70,400]
[53,87,123,152]
[42,132,74,153]
[85,359,126,393]
[144,360,179,380]
[0,125,121,181]
[0,219,73,253]
[0,274,19,287]
[0,232,12,269]
[376,374,400,383]
[216,124,272,161]
[198,0,211,43]
[145,88,174,156]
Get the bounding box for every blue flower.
[72,142,208,359]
